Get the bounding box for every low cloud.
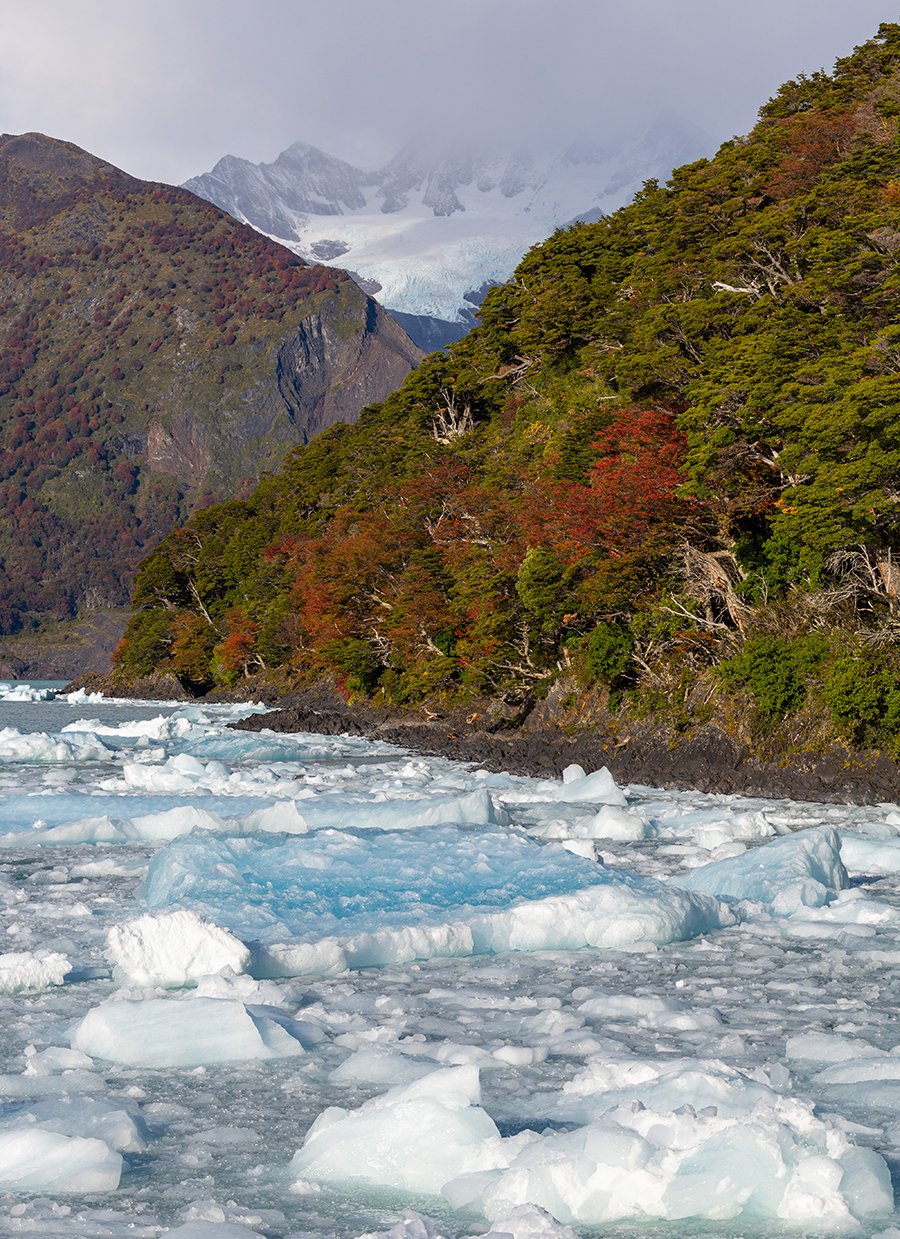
[0,0,892,182]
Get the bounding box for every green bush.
[114,609,173,677]
[320,637,380,694]
[585,622,634,685]
[719,632,828,727]
[823,650,900,745]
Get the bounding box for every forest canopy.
[118,24,900,751]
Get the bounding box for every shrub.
[585,622,634,685]
[719,633,829,728]
[321,637,380,695]
[823,649,900,746]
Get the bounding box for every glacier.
[184,125,711,324]
[0,687,898,1237]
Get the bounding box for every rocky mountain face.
[0,133,420,633]
[184,120,710,345]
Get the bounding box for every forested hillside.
[118,25,900,754]
[0,134,419,633]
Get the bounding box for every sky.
[0,1,895,183]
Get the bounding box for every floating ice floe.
[0,1128,122,1191]
[0,682,58,702]
[291,1064,893,1229]
[670,826,848,913]
[71,996,308,1067]
[3,1094,148,1152]
[0,949,70,992]
[554,764,628,805]
[0,726,114,764]
[64,687,106,705]
[141,825,732,976]
[839,830,900,875]
[108,910,251,987]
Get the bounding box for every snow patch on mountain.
[185,121,709,323]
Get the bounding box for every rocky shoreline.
[229,687,900,808]
[61,671,900,806]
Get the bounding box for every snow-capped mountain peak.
[185,120,710,324]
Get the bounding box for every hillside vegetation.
[118,26,900,755]
[0,134,419,633]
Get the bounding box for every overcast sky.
[0,1,895,183]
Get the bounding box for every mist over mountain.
[185,118,710,341]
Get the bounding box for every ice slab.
[0,948,70,992]
[71,996,307,1067]
[0,1128,121,1191]
[671,826,848,913]
[4,1095,147,1152]
[839,832,900,875]
[108,911,251,987]
[290,1066,512,1195]
[142,826,731,973]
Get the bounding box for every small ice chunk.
[786,1033,887,1065]
[9,1096,147,1152]
[108,911,250,987]
[129,806,228,840]
[0,1128,121,1191]
[330,1048,434,1087]
[554,766,627,806]
[470,1205,578,1239]
[354,1212,449,1239]
[0,949,70,992]
[589,804,647,841]
[166,1224,263,1239]
[71,996,306,1067]
[244,801,309,834]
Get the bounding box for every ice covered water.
[0,689,899,1237]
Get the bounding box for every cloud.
[0,0,893,183]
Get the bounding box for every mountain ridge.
[0,132,420,633]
